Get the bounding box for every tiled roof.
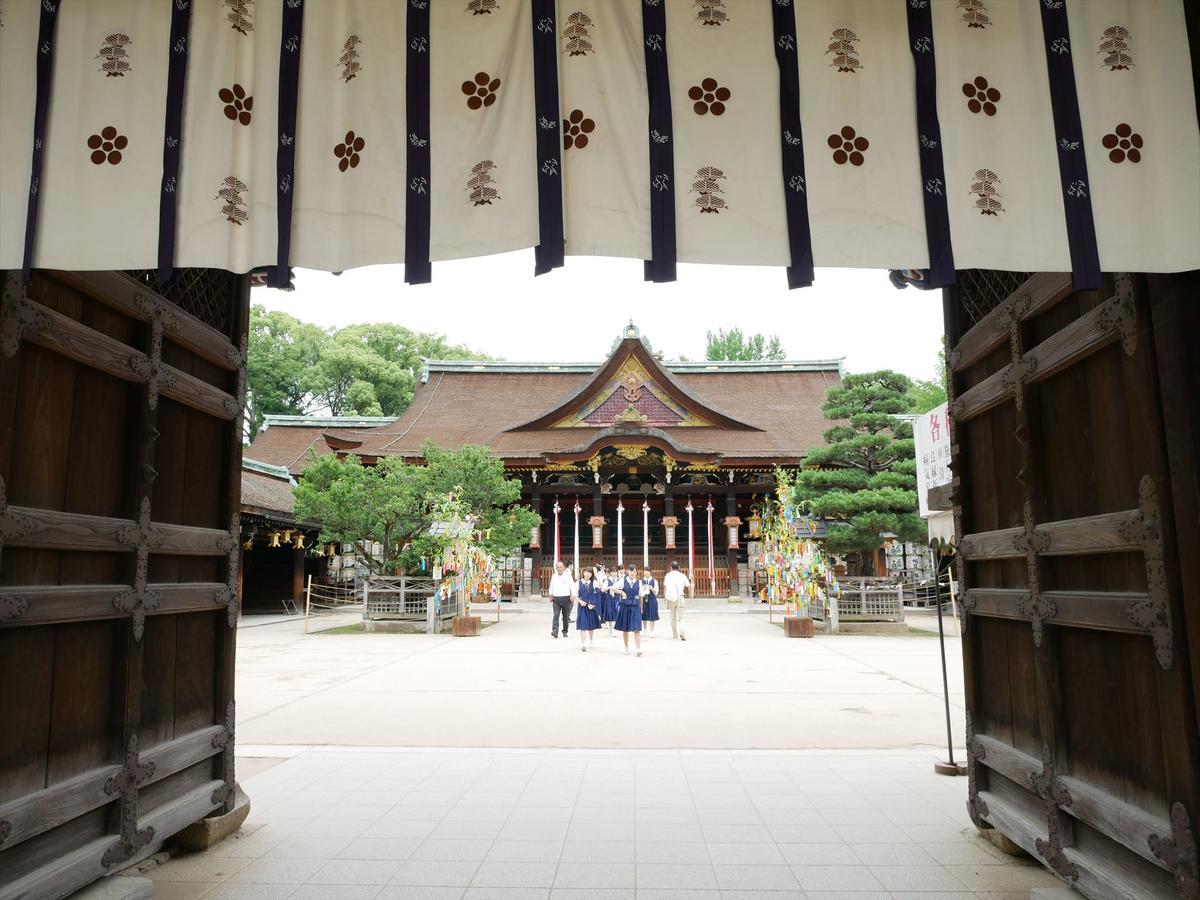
[240,460,297,517]
[245,415,395,475]
[333,365,840,463]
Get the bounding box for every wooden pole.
[304,573,312,634]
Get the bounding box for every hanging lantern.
[724,516,742,549]
[281,529,294,544]
[747,504,763,538]
[325,542,336,557]
[267,531,281,548]
[293,532,306,550]
[529,519,541,549]
[588,515,605,549]
[661,516,679,549]
[242,535,255,551]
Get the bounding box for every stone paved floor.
[146,747,1061,899]
[234,601,966,750]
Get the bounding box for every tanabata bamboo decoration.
[755,482,839,617]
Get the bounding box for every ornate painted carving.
[101,735,156,867]
[1096,272,1138,356]
[1027,744,1078,881]
[1120,474,1173,669]
[211,700,236,807]
[965,711,990,825]
[1149,802,1198,900]
[1,272,50,358]
[1014,502,1053,645]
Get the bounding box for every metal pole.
[304,574,312,634]
[932,549,959,775]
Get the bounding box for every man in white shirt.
[662,561,692,641]
[547,561,576,639]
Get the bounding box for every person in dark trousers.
[548,560,576,638]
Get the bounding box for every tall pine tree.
[790,371,924,574]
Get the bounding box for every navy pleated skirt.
[600,593,619,622]
[577,602,601,631]
[615,602,642,632]
[642,595,660,622]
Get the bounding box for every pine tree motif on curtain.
[225,0,254,35]
[1098,26,1133,70]
[216,176,249,224]
[339,35,363,82]
[695,0,728,28]
[826,29,861,73]
[468,160,500,206]
[562,11,593,56]
[970,169,1003,215]
[467,0,499,14]
[96,33,131,77]
[691,167,727,213]
[958,0,990,30]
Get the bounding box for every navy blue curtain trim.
[531,0,564,276]
[905,0,955,289]
[641,0,676,284]
[771,0,814,290]
[267,0,304,290]
[21,0,63,285]
[1039,2,1101,292]
[156,0,193,285]
[404,0,432,285]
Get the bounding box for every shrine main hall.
[247,324,839,596]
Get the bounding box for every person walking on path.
[575,566,602,651]
[615,564,645,656]
[548,560,576,639]
[641,569,661,638]
[663,561,692,641]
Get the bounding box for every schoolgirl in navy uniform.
[641,569,660,637]
[576,567,601,651]
[615,564,644,656]
[597,564,619,635]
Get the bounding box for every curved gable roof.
[507,336,760,432]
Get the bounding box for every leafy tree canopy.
[292,442,539,575]
[704,328,786,361]
[789,370,925,572]
[245,306,493,440]
[904,348,948,414]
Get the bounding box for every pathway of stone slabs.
[145,747,1061,899]
[233,599,967,750]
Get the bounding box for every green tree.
[705,328,786,361]
[292,442,538,574]
[246,305,327,439]
[904,348,948,414]
[312,322,491,418]
[789,370,924,574]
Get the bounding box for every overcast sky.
[255,252,945,380]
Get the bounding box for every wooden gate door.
[947,270,1200,899]
[0,269,248,899]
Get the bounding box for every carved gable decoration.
[555,356,711,428]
